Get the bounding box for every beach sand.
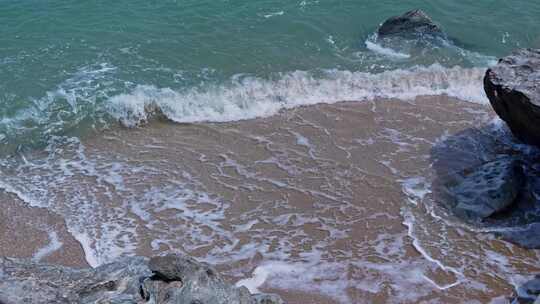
[1,95,538,303]
[0,191,88,268]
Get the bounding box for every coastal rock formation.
[450,156,525,219]
[514,275,540,303]
[0,254,284,304]
[377,9,443,37]
[431,125,540,247]
[500,223,540,249]
[484,48,540,147]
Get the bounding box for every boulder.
[377,9,443,37]
[450,156,525,219]
[0,254,284,304]
[484,49,540,147]
[499,223,540,249]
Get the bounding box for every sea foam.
[108,64,488,127]
[365,40,411,59]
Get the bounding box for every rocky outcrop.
[499,223,540,249]
[484,48,540,147]
[0,254,284,304]
[450,156,525,219]
[431,125,540,248]
[513,275,540,303]
[377,9,443,37]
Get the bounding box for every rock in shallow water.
[484,48,540,147]
[0,254,284,304]
[450,156,525,219]
[499,223,540,249]
[514,275,540,303]
[377,9,443,37]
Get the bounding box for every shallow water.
[2,1,540,148]
[2,2,540,303]
[2,96,539,303]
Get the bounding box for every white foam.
[263,11,284,18]
[501,32,510,44]
[71,230,100,268]
[365,40,411,59]
[402,210,464,289]
[40,62,116,114]
[32,231,63,262]
[326,35,336,46]
[236,250,464,303]
[401,177,432,206]
[236,258,351,303]
[0,180,41,207]
[0,136,145,268]
[108,65,488,127]
[236,264,273,293]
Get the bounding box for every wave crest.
[108,65,488,127]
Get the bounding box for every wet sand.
[1,96,539,303]
[0,192,88,268]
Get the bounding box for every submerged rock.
[499,223,540,249]
[484,49,540,147]
[0,254,284,304]
[377,9,443,37]
[514,275,540,303]
[450,156,525,219]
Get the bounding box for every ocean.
[1,1,540,303]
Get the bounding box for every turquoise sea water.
[1,0,539,151]
[2,3,540,301]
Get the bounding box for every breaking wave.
[107,64,489,127]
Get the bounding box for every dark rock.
[522,276,540,296]
[450,156,525,219]
[145,254,273,304]
[513,275,540,303]
[0,254,284,304]
[253,294,287,304]
[499,223,540,249]
[484,49,540,147]
[430,121,540,250]
[149,254,204,281]
[377,9,443,37]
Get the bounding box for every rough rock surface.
[484,48,540,147]
[514,275,540,303]
[499,223,540,249]
[0,254,284,304]
[377,9,443,37]
[450,156,525,219]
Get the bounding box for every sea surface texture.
[1,1,540,303]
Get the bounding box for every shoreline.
[0,191,88,268]
[1,95,537,303]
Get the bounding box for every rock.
[145,254,276,304]
[148,254,204,282]
[252,294,286,304]
[499,223,540,249]
[513,275,540,303]
[450,156,525,219]
[377,9,443,37]
[484,48,540,147]
[522,276,540,296]
[0,254,284,304]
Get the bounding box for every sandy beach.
[2,96,538,303]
